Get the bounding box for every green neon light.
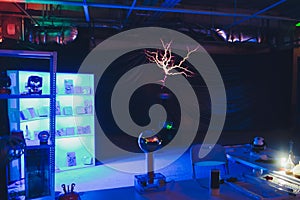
[296,22,300,27]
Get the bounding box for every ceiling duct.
[174,23,263,44]
[6,2,79,45]
[27,26,78,45]
[214,28,262,44]
[0,0,295,22]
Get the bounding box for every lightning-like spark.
[145,39,199,87]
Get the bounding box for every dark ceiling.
[0,0,299,48]
[0,0,298,25]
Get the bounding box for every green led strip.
[296,22,300,27]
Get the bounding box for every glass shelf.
[56,114,94,118]
[55,134,94,139]
[20,117,49,123]
[56,93,93,96]
[56,163,94,172]
[20,114,94,123]
[8,70,95,176]
[0,94,51,99]
[25,139,53,147]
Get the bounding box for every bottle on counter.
[285,154,295,175]
[285,140,295,175]
[25,125,30,140]
[25,125,35,140]
[293,161,300,178]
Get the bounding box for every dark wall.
[212,50,293,149]
[0,29,294,150]
[95,49,292,133]
[213,50,293,131]
[93,46,293,151]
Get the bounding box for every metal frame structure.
[0,0,295,22]
[0,49,56,199]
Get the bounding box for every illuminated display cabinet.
[8,71,95,171]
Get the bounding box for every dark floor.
[8,129,299,199]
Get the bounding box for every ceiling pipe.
[125,0,137,21]
[151,0,181,19]
[83,0,90,22]
[13,2,39,26]
[0,0,296,22]
[226,0,287,29]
